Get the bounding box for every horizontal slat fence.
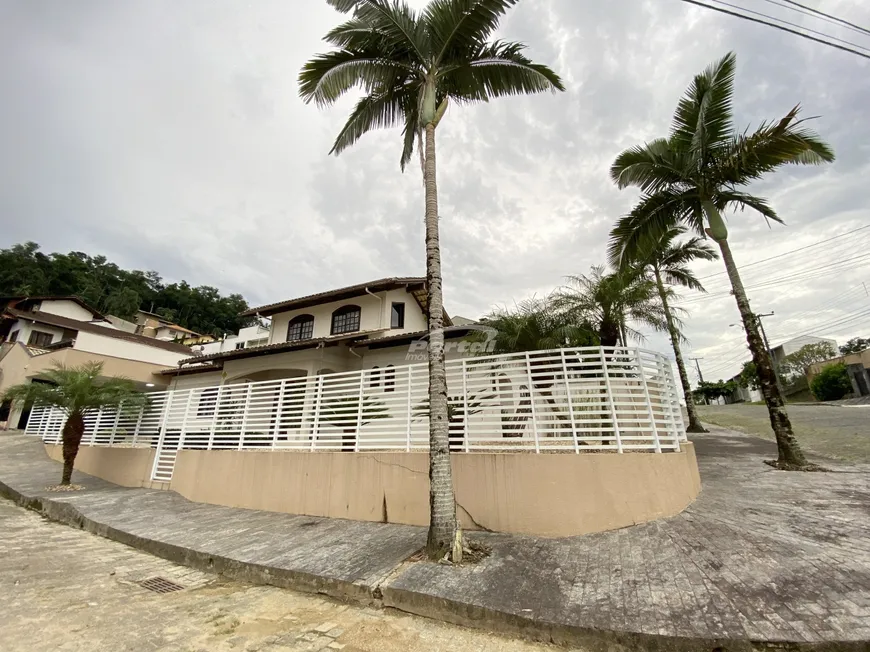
[25,346,686,482]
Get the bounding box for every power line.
[678,0,870,60]
[759,0,870,37]
[707,0,870,53]
[780,0,870,37]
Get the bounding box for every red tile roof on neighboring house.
[4,309,192,354]
[241,277,426,317]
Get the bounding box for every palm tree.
[617,225,717,433]
[1,362,147,485]
[609,52,834,468]
[300,0,564,559]
[556,266,670,348]
[480,295,597,354]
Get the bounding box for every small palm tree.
[1,362,147,485]
[609,52,834,468]
[556,266,669,348]
[480,296,598,354]
[300,0,564,559]
[618,226,718,433]
[318,395,390,452]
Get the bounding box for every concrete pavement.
[1,428,869,651]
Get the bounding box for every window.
[235,342,246,350]
[391,302,405,329]
[331,305,361,335]
[384,365,396,392]
[28,331,53,347]
[370,366,380,388]
[287,314,315,342]
[197,388,219,417]
[8,330,19,343]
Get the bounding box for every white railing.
[25,346,687,482]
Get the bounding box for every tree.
[738,360,760,391]
[299,0,564,560]
[104,287,142,322]
[692,379,737,405]
[810,363,852,402]
[617,225,717,433]
[480,296,597,354]
[1,363,147,485]
[779,342,837,382]
[609,52,834,469]
[555,266,669,348]
[840,337,869,356]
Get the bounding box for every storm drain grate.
[139,576,185,594]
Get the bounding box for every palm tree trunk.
[653,268,706,433]
[716,238,808,467]
[60,411,85,485]
[423,122,458,559]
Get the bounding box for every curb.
[2,476,867,652]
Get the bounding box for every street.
[0,500,564,652]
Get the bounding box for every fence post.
[208,385,224,450]
[461,360,470,453]
[560,349,580,453]
[237,384,253,450]
[635,349,662,453]
[178,390,194,452]
[109,402,123,446]
[354,371,365,452]
[524,352,540,453]
[92,409,103,446]
[657,357,681,451]
[310,375,324,451]
[149,390,174,481]
[270,380,286,449]
[599,348,623,453]
[132,405,144,446]
[405,366,413,452]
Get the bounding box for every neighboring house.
[0,296,193,429]
[164,277,473,389]
[769,335,838,369]
[808,349,870,398]
[134,310,202,342]
[197,324,271,355]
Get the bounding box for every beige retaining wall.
[45,444,156,489]
[168,444,701,537]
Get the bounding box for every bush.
[810,363,852,402]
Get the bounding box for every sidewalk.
[2,429,869,651]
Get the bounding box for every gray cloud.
[1,0,869,380]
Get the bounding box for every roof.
[160,363,223,376]
[177,329,384,365]
[0,296,105,320]
[356,327,475,349]
[4,309,192,354]
[136,310,201,336]
[241,277,426,317]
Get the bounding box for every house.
[0,296,193,429]
[164,277,475,390]
[134,310,202,342]
[808,349,870,397]
[770,335,838,368]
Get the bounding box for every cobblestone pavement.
[0,501,565,652]
[697,403,870,463]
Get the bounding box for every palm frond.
[671,51,736,154]
[716,190,783,224]
[299,49,416,107]
[716,105,835,183]
[440,40,564,102]
[425,0,519,65]
[328,0,429,61]
[330,81,416,155]
[609,138,686,191]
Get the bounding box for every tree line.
[0,242,252,336]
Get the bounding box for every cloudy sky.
[1,0,868,381]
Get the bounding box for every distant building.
[134,310,202,342]
[769,335,838,368]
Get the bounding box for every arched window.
[331,304,361,335]
[370,366,381,388]
[287,314,314,342]
[384,365,396,392]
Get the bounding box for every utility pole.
[754,312,786,397]
[690,357,706,404]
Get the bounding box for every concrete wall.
[73,331,188,366]
[269,288,426,345]
[45,443,156,488]
[168,444,701,537]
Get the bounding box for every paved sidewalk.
[1,429,869,651]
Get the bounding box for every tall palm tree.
[609,52,834,468]
[556,266,670,348]
[300,0,564,559]
[1,362,147,485]
[617,225,717,433]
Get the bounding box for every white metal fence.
[26,346,686,482]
